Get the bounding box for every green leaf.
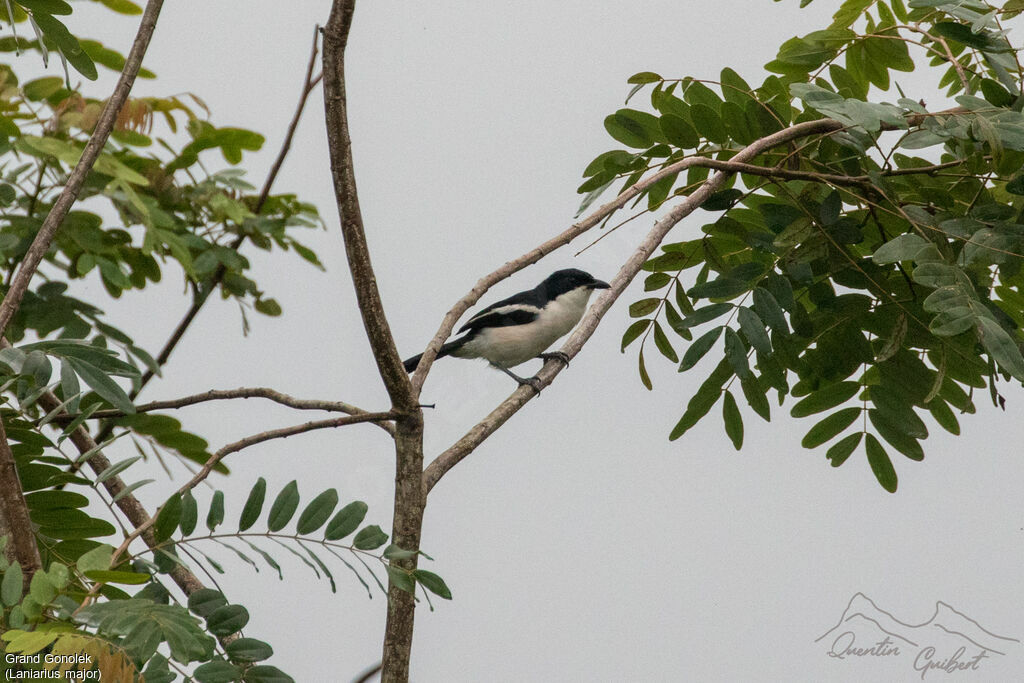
[225,637,274,664]
[98,0,142,14]
[29,570,55,604]
[206,604,249,636]
[652,322,679,363]
[740,374,770,422]
[638,349,652,390]
[722,391,743,449]
[296,489,338,535]
[670,359,730,439]
[627,71,662,84]
[353,525,388,550]
[243,665,295,683]
[386,565,415,593]
[1,562,22,606]
[179,490,198,536]
[621,319,651,351]
[188,588,227,618]
[790,381,861,418]
[22,76,63,100]
[76,544,113,574]
[238,477,267,532]
[206,490,225,532]
[723,328,749,378]
[193,660,242,683]
[64,357,134,414]
[752,287,788,333]
[683,303,733,328]
[82,570,151,585]
[869,410,924,461]
[864,433,898,493]
[30,12,97,80]
[153,493,182,543]
[737,307,771,356]
[872,233,930,264]
[819,191,842,225]
[325,501,368,541]
[629,298,659,317]
[413,569,453,600]
[604,109,658,148]
[660,114,700,148]
[826,432,862,467]
[932,21,1006,52]
[720,67,753,104]
[977,317,1024,380]
[267,481,299,532]
[801,407,861,448]
[17,0,72,14]
[689,103,728,143]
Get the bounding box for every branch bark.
[0,418,41,589]
[33,390,206,598]
[0,0,165,339]
[322,2,424,681]
[56,387,395,435]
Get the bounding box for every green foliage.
[595,0,1024,491]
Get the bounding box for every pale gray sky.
[32,1,1024,681]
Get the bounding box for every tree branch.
[0,417,41,588]
[134,26,324,396]
[679,156,971,186]
[109,411,395,565]
[422,118,845,494]
[32,389,207,599]
[53,387,395,436]
[0,0,165,340]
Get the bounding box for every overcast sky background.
[25,0,1024,680]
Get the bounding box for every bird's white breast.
[457,286,595,367]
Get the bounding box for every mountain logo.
[816,593,1019,678]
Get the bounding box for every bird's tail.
[403,338,466,372]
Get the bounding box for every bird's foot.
[517,376,544,393]
[538,351,570,367]
[493,364,544,393]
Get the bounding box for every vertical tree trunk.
[382,415,425,681]
[322,2,427,679]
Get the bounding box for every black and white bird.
[403,268,610,388]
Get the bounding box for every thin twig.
[51,387,396,436]
[134,26,325,396]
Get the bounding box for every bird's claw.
[539,351,570,367]
[517,376,544,393]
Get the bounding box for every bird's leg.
[538,351,570,367]
[491,364,543,393]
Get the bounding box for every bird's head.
[540,268,610,299]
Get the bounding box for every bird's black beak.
[588,278,611,290]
